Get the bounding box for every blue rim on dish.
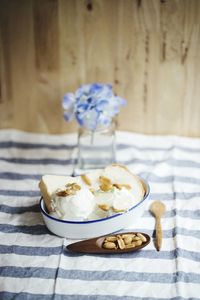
[39,178,150,224]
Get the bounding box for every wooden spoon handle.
[155,216,162,251]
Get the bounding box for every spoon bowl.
[150,201,166,217]
[66,232,151,254]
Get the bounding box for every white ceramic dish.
[39,177,150,239]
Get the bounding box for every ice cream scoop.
[50,185,95,221]
[93,187,138,216]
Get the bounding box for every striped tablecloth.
[0,129,200,300]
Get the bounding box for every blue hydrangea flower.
[62,83,126,131]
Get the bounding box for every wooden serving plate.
[66,232,150,254]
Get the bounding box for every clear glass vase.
[77,121,116,170]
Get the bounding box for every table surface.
[0,129,200,300]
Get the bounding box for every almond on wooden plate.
[102,232,148,250]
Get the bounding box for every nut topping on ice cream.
[113,183,132,190]
[98,176,132,193]
[56,183,81,197]
[81,174,91,186]
[51,183,95,221]
[98,204,110,211]
[39,164,145,221]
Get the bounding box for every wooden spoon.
[150,201,166,251]
[66,232,150,254]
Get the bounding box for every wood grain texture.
[0,0,200,136]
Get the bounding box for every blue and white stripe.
[0,129,200,299]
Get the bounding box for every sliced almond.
[113,183,122,190]
[100,184,113,192]
[98,204,110,211]
[56,190,68,197]
[114,183,132,190]
[117,235,125,249]
[135,240,143,246]
[71,183,81,191]
[105,236,117,242]
[81,174,91,186]
[65,183,74,188]
[137,233,147,242]
[99,176,112,185]
[112,207,126,213]
[123,236,133,245]
[121,234,136,239]
[103,242,116,249]
[132,236,141,241]
[125,242,136,248]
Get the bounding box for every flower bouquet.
[62,83,126,170]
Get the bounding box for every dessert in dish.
[39,164,145,221]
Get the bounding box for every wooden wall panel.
[0,0,200,136]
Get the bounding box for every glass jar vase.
[77,121,116,170]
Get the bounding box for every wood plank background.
[0,0,200,136]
